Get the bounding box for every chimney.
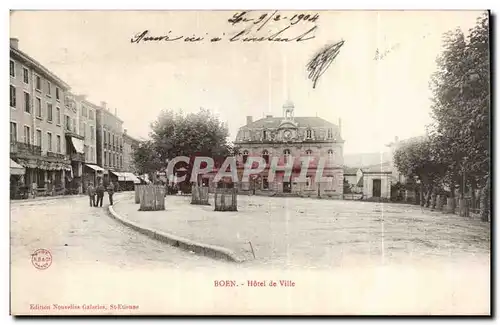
[266,114,273,118]
[10,38,19,49]
[124,129,128,134]
[100,101,107,109]
[338,118,342,135]
[246,116,253,125]
[114,107,117,116]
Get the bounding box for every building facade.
[10,38,73,196]
[223,101,345,198]
[122,129,140,173]
[96,103,124,184]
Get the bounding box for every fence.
[139,185,166,211]
[191,184,210,205]
[214,188,237,211]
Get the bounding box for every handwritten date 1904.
[228,11,319,26]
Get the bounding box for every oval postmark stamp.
[31,249,52,270]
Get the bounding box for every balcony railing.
[10,142,42,156]
[47,152,67,160]
[70,152,85,162]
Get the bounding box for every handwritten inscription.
[374,43,400,61]
[131,11,320,44]
[306,40,345,89]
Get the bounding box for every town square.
[9,10,491,315]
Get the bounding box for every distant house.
[357,162,392,200]
[343,166,362,193]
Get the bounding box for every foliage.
[133,108,233,179]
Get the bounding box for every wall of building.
[96,106,123,171]
[362,173,391,199]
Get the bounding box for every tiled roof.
[360,161,392,173]
[343,166,359,175]
[244,116,338,129]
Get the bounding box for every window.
[242,150,249,164]
[90,147,94,161]
[306,149,312,156]
[89,109,94,120]
[10,60,15,77]
[65,115,71,130]
[57,135,61,153]
[306,176,312,189]
[36,98,42,118]
[10,85,16,108]
[109,152,112,166]
[90,126,95,141]
[327,176,334,190]
[10,122,17,142]
[262,176,269,190]
[56,87,60,101]
[72,118,76,132]
[23,126,30,144]
[56,107,61,124]
[82,105,87,117]
[283,149,291,163]
[262,150,269,164]
[47,103,53,122]
[327,128,333,139]
[263,130,267,140]
[104,151,107,165]
[84,145,88,160]
[47,132,52,152]
[83,123,87,138]
[35,75,41,90]
[328,149,334,159]
[24,92,30,113]
[36,129,42,147]
[23,67,29,84]
[47,81,52,96]
[306,129,312,139]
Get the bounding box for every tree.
[133,108,233,185]
[429,13,490,218]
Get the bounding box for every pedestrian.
[87,182,96,207]
[31,182,37,199]
[107,181,115,206]
[95,182,105,207]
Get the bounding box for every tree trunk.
[471,178,477,211]
[419,183,425,207]
[480,177,490,222]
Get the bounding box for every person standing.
[87,182,96,207]
[95,182,105,207]
[107,181,115,206]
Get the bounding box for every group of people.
[87,181,115,207]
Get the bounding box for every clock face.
[284,130,292,140]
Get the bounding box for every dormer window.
[243,150,249,164]
[306,149,312,156]
[263,130,267,140]
[328,149,334,159]
[306,129,312,139]
[327,128,333,139]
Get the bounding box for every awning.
[85,164,104,172]
[111,171,141,183]
[10,159,25,175]
[16,158,72,171]
[123,172,141,184]
[70,137,85,154]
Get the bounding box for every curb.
[10,194,87,204]
[107,201,243,264]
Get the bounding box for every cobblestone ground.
[11,193,491,315]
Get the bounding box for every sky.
[10,10,484,154]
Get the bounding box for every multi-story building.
[96,103,124,184]
[10,38,73,196]
[210,101,345,198]
[72,95,102,188]
[122,129,140,173]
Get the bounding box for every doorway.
[372,179,381,197]
[283,182,291,193]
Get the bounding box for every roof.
[244,116,338,129]
[360,161,392,174]
[10,46,70,89]
[343,166,359,175]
